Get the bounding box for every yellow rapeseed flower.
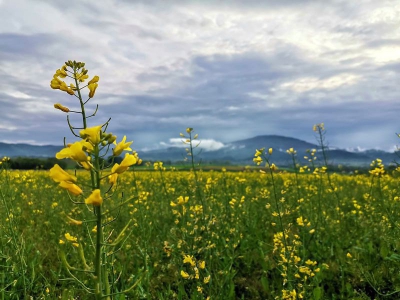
[54,66,67,78]
[108,163,120,184]
[296,216,305,226]
[65,233,78,242]
[59,181,83,196]
[49,164,77,183]
[177,196,189,205]
[88,75,99,85]
[255,149,262,157]
[204,275,210,284]
[253,156,262,165]
[198,260,206,269]
[113,136,133,156]
[88,82,98,98]
[181,270,190,279]
[80,125,102,144]
[113,153,137,174]
[59,81,75,95]
[56,141,91,162]
[50,76,63,89]
[183,254,196,267]
[85,189,103,206]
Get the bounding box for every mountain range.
[0,135,398,167]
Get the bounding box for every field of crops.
[2,155,400,299]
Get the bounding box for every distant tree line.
[6,157,67,170]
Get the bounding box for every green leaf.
[380,244,389,258]
[313,286,322,300]
[384,253,400,261]
[261,276,269,292]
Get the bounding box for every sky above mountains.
[1,0,400,151]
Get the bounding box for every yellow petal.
[85,189,103,206]
[59,181,83,196]
[88,75,99,85]
[88,83,98,98]
[49,164,77,183]
[80,126,102,144]
[113,135,133,156]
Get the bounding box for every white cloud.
[5,91,32,99]
[345,146,367,153]
[280,74,361,93]
[160,138,225,151]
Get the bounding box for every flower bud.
[108,135,117,144]
[54,103,70,113]
[88,83,98,98]
[88,75,100,85]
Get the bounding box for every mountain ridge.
[1,135,397,167]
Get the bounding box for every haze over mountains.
[0,135,398,167]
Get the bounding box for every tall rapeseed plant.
[49,60,141,299]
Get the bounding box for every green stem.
[73,70,87,129]
[94,206,103,299]
[188,133,206,222]
[77,70,102,294]
[265,157,292,290]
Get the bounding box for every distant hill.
[1,135,399,167]
[140,135,399,166]
[0,142,62,158]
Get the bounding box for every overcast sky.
[1,0,400,152]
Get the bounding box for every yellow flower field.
[2,161,400,299]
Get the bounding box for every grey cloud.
[0,33,58,59]
[0,0,399,152]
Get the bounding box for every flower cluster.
[369,158,385,177]
[180,254,210,297]
[313,123,325,132]
[0,156,10,166]
[49,61,141,207]
[273,229,326,299]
